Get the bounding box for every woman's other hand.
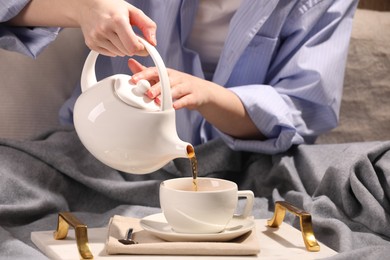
[128,58,264,140]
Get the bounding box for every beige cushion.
[316,9,390,144]
[0,28,87,139]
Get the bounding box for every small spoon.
[118,228,138,245]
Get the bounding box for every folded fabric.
[106,215,260,256]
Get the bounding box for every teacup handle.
[235,190,254,219]
[80,37,173,112]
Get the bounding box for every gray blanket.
[1,127,390,259]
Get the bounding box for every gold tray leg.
[267,201,320,252]
[53,212,93,259]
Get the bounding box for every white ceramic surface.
[159,177,254,234]
[140,213,255,242]
[73,37,193,174]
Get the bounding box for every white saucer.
[139,213,255,242]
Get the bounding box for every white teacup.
[159,177,254,234]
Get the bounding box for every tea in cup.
[159,177,254,234]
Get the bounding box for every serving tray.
[31,218,337,260]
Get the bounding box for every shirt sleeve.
[0,0,60,58]
[218,1,358,154]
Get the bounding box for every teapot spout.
[186,144,196,159]
[125,139,194,174]
[170,140,195,160]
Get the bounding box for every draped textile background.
[0,128,389,259]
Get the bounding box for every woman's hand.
[128,58,213,110]
[8,0,157,57]
[128,58,265,140]
[77,0,156,57]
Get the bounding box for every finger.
[147,81,161,99]
[117,27,149,56]
[149,73,183,100]
[131,67,160,82]
[150,75,180,101]
[173,95,196,110]
[92,45,118,57]
[128,58,146,74]
[128,7,157,46]
[82,21,128,57]
[154,95,161,105]
[127,59,159,87]
[83,32,122,57]
[113,16,147,56]
[102,33,129,57]
[169,77,191,99]
[128,58,146,84]
[91,35,126,57]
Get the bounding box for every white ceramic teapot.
[73,37,194,174]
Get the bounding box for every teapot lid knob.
[134,79,151,95]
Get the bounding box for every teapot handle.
[80,37,173,111]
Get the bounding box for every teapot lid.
[114,77,160,111]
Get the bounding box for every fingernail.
[155,97,161,104]
[150,34,157,46]
[146,90,154,99]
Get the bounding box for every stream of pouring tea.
[188,147,198,191]
[190,155,198,191]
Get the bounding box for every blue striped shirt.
[0,0,358,154]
